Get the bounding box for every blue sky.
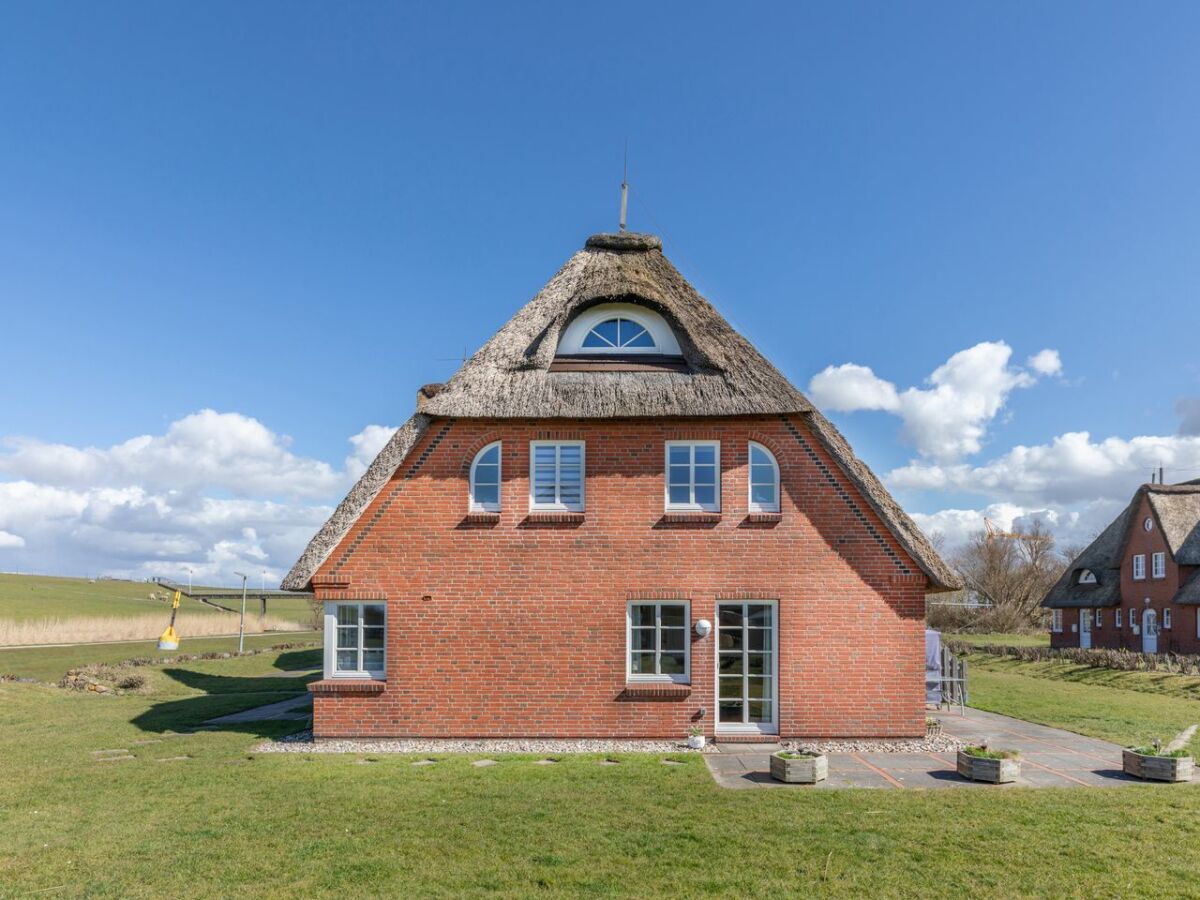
[2,3,1200,582]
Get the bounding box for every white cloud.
[0,412,395,585]
[807,364,899,412]
[1026,349,1063,377]
[808,341,1060,462]
[0,410,342,499]
[1177,397,1200,436]
[889,431,1200,506]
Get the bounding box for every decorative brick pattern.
[312,414,928,740]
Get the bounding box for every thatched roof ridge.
[281,232,958,592]
[418,234,812,419]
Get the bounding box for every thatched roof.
[1042,479,1200,608]
[417,232,812,419]
[282,231,958,592]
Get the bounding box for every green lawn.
[0,573,316,623]
[3,650,1200,896]
[967,653,1200,752]
[0,631,321,682]
[947,632,1050,648]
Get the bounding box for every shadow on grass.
[131,666,318,738]
[275,648,321,671]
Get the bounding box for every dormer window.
[582,317,656,350]
[1078,569,1097,585]
[556,302,682,357]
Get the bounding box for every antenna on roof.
[619,141,629,232]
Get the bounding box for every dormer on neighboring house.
[1042,479,1200,653]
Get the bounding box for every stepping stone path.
[131,739,162,746]
[472,759,498,768]
[92,749,135,762]
[535,758,559,765]
[598,759,621,766]
[411,759,438,766]
[661,759,683,766]
[156,756,191,762]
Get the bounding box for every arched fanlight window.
[581,317,656,350]
[1078,569,1097,585]
[748,442,780,513]
[557,303,682,356]
[469,442,501,512]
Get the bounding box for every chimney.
[416,383,444,411]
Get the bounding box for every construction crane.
[983,518,1026,543]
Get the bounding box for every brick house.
[282,230,959,740]
[1042,480,1200,654]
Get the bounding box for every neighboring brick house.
[283,230,959,741]
[1042,480,1200,654]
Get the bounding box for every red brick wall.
[311,415,930,739]
[1051,493,1199,653]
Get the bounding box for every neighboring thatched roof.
[282,231,959,592]
[1042,480,1200,608]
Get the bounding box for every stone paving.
[704,708,1197,790]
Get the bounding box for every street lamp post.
[233,571,248,653]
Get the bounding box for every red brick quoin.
[309,415,930,741]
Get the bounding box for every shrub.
[962,746,1019,760]
[945,641,1200,675]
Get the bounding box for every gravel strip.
[254,731,708,754]
[783,735,966,754]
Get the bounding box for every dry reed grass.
[0,612,306,647]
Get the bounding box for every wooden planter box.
[956,750,1020,784]
[1122,750,1194,783]
[770,752,827,784]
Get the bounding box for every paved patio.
[705,708,1194,789]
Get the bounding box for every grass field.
[946,632,1050,648]
[967,653,1200,752]
[0,573,317,623]
[0,631,322,682]
[3,649,1200,896]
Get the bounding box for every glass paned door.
[715,602,778,734]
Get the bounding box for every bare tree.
[950,520,1066,633]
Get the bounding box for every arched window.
[469,442,501,512]
[581,317,656,349]
[1078,569,1097,585]
[556,303,682,356]
[748,442,779,513]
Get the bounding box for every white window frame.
[1078,569,1097,585]
[468,441,502,513]
[1164,607,1172,630]
[557,302,682,356]
[664,440,721,512]
[626,600,691,684]
[1095,609,1102,628]
[528,440,585,512]
[747,442,780,514]
[1152,552,1166,579]
[1116,608,1122,628]
[1050,609,1063,633]
[323,601,386,680]
[1132,554,1146,581]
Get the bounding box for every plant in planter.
[770,749,828,784]
[686,725,705,750]
[925,716,942,739]
[1122,739,1194,782]
[956,744,1020,784]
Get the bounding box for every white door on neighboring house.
[1079,610,1092,649]
[1143,609,1158,654]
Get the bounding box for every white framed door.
[714,601,778,735]
[1079,610,1092,649]
[1142,609,1158,654]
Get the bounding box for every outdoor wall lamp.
[694,619,712,638]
